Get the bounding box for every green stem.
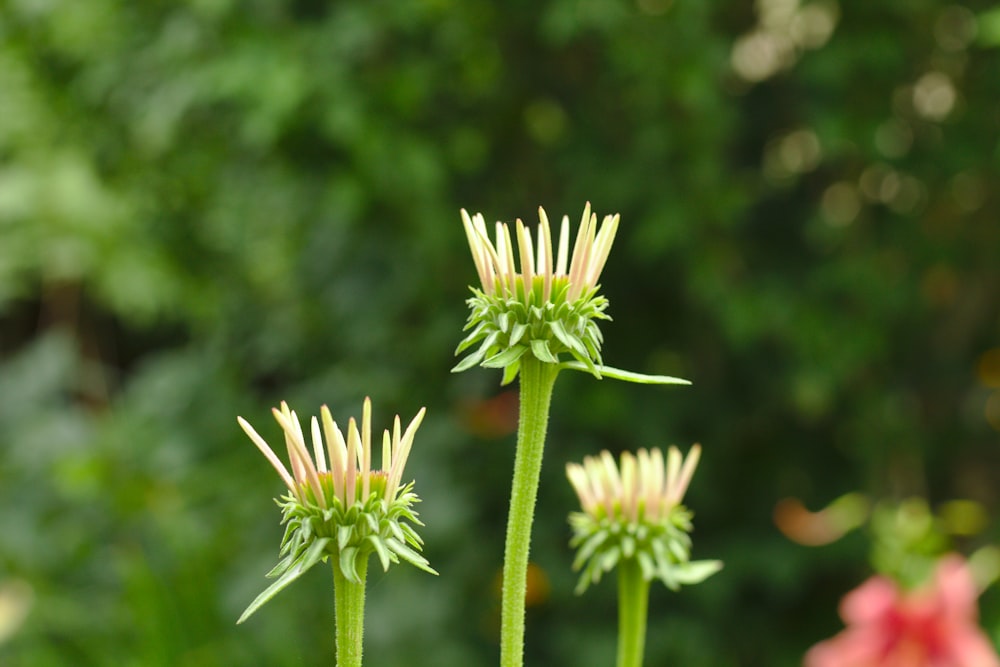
[616,558,650,667]
[500,357,560,667]
[333,557,369,667]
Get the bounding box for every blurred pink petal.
[805,554,1000,667]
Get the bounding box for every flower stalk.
[567,446,721,667]
[236,399,436,667]
[334,557,368,667]
[500,356,560,667]
[616,558,650,667]
[454,204,692,667]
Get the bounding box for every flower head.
[805,554,1000,667]
[566,445,721,594]
[236,398,435,623]
[463,202,619,304]
[454,203,619,383]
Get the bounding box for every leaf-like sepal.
[238,537,332,624]
[560,361,691,385]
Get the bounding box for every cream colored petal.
[382,429,392,475]
[537,207,554,301]
[568,203,595,300]
[647,448,665,520]
[583,455,612,517]
[566,462,596,514]
[556,215,570,276]
[276,403,306,488]
[274,407,326,509]
[620,451,638,522]
[672,444,702,505]
[500,223,518,296]
[345,417,360,504]
[585,213,620,288]
[516,219,534,304]
[310,416,327,474]
[474,213,498,292]
[599,450,623,516]
[237,416,297,494]
[361,398,372,501]
[320,405,348,504]
[635,448,651,518]
[386,407,426,501]
[461,209,493,292]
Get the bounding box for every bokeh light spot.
[636,0,673,16]
[951,170,986,212]
[732,31,791,82]
[935,5,977,52]
[764,128,822,183]
[977,349,1000,388]
[790,1,839,49]
[821,181,860,227]
[985,391,1000,431]
[921,264,959,307]
[913,72,956,121]
[874,119,913,158]
[523,98,568,146]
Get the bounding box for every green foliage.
[569,505,721,594]
[1,0,999,665]
[238,483,433,624]
[454,280,610,381]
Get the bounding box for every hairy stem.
[616,558,650,667]
[333,557,369,667]
[500,357,560,667]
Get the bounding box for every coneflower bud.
[236,398,435,623]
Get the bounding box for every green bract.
[454,204,691,386]
[454,278,609,384]
[454,204,617,383]
[566,447,721,594]
[237,399,436,623]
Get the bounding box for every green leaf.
[452,347,488,373]
[508,322,528,346]
[571,529,609,570]
[237,540,331,625]
[238,563,309,624]
[500,359,520,386]
[386,537,438,575]
[367,535,392,572]
[550,319,591,360]
[621,535,636,558]
[482,344,528,368]
[338,525,353,551]
[560,361,692,385]
[454,321,489,354]
[599,546,621,572]
[669,560,723,585]
[340,546,360,583]
[529,338,559,363]
[301,537,332,571]
[637,551,656,581]
[400,522,424,547]
[265,552,296,579]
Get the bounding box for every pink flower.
[806,555,1000,667]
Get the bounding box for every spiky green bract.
[454,277,609,383]
[237,481,432,624]
[566,446,721,595]
[282,480,431,583]
[236,399,435,624]
[454,205,692,386]
[568,503,719,594]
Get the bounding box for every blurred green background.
[2,0,999,665]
